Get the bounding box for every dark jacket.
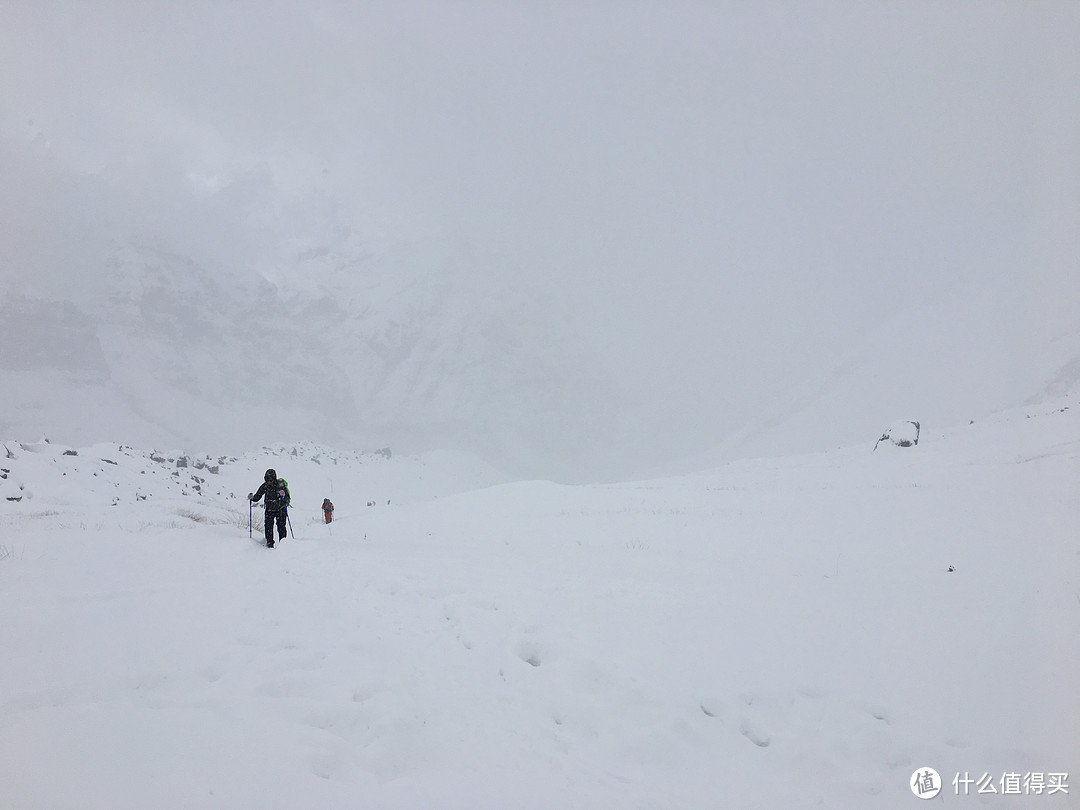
[252,478,290,513]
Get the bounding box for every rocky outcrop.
[874,420,921,450]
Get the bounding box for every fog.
[1,2,1078,480]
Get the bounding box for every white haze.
[1,2,1079,480]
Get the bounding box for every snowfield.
[1,399,1078,809]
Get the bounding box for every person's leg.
[264,510,275,546]
[277,511,287,540]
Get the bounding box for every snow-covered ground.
[1,398,1078,809]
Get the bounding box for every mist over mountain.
[1,3,1078,481]
[0,176,634,479]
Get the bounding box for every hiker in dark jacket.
[249,468,290,547]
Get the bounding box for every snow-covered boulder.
[17,437,72,456]
[874,420,921,450]
[0,468,25,502]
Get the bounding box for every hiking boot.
[267,540,275,548]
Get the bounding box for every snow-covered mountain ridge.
[6,234,1079,484]
[1,237,627,479]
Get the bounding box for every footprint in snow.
[699,698,727,721]
[515,640,543,668]
[740,722,771,748]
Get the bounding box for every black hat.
[265,468,276,480]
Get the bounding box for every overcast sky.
[6,2,1075,257]
[2,1,1078,472]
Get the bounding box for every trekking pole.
[248,494,253,539]
[286,509,296,541]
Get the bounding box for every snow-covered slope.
[703,268,1080,467]
[1,396,1077,808]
